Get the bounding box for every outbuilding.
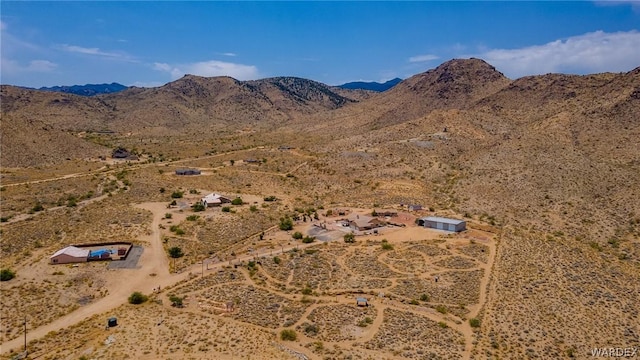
[201,193,232,207]
[50,246,89,264]
[175,168,201,175]
[418,216,466,232]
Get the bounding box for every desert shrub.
[420,293,430,302]
[171,191,183,199]
[189,189,198,194]
[469,318,481,328]
[381,242,394,250]
[280,329,297,341]
[186,215,199,221]
[273,256,281,264]
[192,202,205,212]
[169,295,184,307]
[279,217,294,231]
[165,213,172,219]
[31,202,44,213]
[0,269,16,281]
[301,287,312,295]
[435,304,448,314]
[264,195,277,202]
[410,299,419,305]
[222,206,231,212]
[438,321,448,328]
[231,197,243,205]
[304,323,318,336]
[249,205,258,212]
[302,236,315,244]
[292,231,303,240]
[128,292,148,304]
[344,233,355,243]
[168,247,184,258]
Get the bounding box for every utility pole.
[24,316,27,356]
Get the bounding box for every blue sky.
[1,1,639,88]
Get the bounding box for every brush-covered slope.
[0,75,362,166]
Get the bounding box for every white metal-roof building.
[200,193,232,207]
[418,216,466,232]
[50,246,90,264]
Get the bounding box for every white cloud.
[1,58,57,74]
[221,52,237,57]
[26,60,57,72]
[128,80,164,88]
[476,30,640,78]
[60,44,135,62]
[153,60,259,80]
[408,54,439,63]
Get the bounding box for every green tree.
[231,197,243,205]
[168,246,184,258]
[280,329,297,341]
[344,233,356,243]
[128,291,148,304]
[279,217,294,231]
[192,202,205,212]
[0,269,16,281]
[169,295,184,307]
[469,318,481,328]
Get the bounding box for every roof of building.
[346,213,380,228]
[421,216,465,225]
[51,246,90,258]
[356,297,368,302]
[201,193,230,203]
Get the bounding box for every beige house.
[50,246,89,264]
[344,213,384,231]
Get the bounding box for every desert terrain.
[1,59,639,359]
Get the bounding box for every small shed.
[175,168,201,175]
[408,204,422,211]
[107,317,117,327]
[418,216,466,232]
[356,297,369,307]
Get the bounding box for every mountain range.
[37,82,128,96]
[337,78,402,92]
[30,77,403,97]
